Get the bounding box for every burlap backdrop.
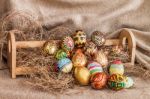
[0,0,149,69]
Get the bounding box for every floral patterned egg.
[84,41,98,56]
[108,74,126,90]
[87,61,103,75]
[57,58,73,73]
[90,72,107,89]
[91,31,105,46]
[73,30,86,48]
[74,67,90,85]
[94,50,108,67]
[109,60,124,75]
[55,49,68,60]
[124,77,134,88]
[42,41,59,55]
[61,36,74,52]
[72,49,87,67]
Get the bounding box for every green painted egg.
[55,49,68,60]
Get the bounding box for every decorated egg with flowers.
[73,30,86,48]
[61,36,74,52]
[72,49,87,67]
[42,41,59,55]
[107,74,126,90]
[94,50,108,67]
[91,31,105,46]
[90,72,107,89]
[55,49,68,60]
[87,61,103,75]
[57,58,73,73]
[109,60,124,75]
[84,41,98,56]
[74,67,90,85]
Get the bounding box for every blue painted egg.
[57,58,73,73]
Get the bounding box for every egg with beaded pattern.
[91,31,105,46]
[61,36,74,52]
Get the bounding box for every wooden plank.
[16,66,47,75]
[15,39,120,48]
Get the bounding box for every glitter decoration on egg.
[94,50,108,67]
[107,74,126,90]
[84,41,98,56]
[90,72,107,89]
[124,77,134,88]
[87,61,103,75]
[42,41,59,55]
[57,58,73,73]
[91,31,105,46]
[73,30,86,48]
[74,67,90,85]
[109,60,124,75]
[72,49,87,67]
[55,49,68,60]
[61,36,74,52]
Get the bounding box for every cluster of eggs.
[42,30,134,90]
[108,60,134,90]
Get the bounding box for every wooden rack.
[7,29,136,78]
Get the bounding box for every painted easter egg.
[94,50,108,67]
[74,67,90,85]
[124,77,134,88]
[55,49,68,60]
[109,60,124,75]
[73,30,86,48]
[84,41,98,56]
[90,72,107,89]
[87,61,103,75]
[91,31,105,46]
[107,74,126,90]
[57,58,73,73]
[42,41,59,55]
[61,36,74,52]
[72,49,87,67]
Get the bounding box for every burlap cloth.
[0,0,150,99]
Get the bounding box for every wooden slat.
[16,39,120,48]
[16,66,47,75]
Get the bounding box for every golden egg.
[72,49,87,67]
[42,41,59,55]
[74,67,90,85]
[94,50,108,67]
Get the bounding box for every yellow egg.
[94,50,108,67]
[74,67,90,85]
[72,49,87,67]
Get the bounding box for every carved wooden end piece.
[7,29,136,78]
